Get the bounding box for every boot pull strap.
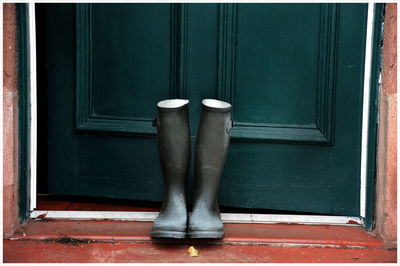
[152,117,160,128]
[226,119,234,134]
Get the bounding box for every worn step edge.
[10,233,383,249]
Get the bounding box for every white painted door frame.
[27,3,376,226]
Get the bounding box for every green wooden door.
[37,3,368,216]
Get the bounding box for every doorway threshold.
[32,195,363,226]
[30,210,363,226]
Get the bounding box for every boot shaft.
[194,99,232,206]
[155,99,191,197]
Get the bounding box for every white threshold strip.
[30,211,363,226]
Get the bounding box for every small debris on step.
[37,213,47,219]
[188,246,199,257]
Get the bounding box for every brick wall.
[374,3,397,249]
[3,3,21,238]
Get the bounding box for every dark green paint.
[365,4,385,231]
[76,4,187,136]
[37,4,370,216]
[221,4,337,144]
[16,4,29,221]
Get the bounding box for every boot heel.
[187,230,225,239]
[151,230,187,239]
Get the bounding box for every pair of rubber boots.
[151,99,233,239]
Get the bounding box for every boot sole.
[151,230,187,239]
[187,230,224,239]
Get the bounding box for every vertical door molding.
[217,3,237,103]
[75,4,93,131]
[171,3,188,99]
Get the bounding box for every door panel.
[76,4,176,135]
[91,4,171,119]
[227,4,335,143]
[37,3,368,216]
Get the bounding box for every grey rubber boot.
[188,99,233,239]
[151,99,191,239]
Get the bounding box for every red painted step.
[4,240,396,263]
[6,220,396,263]
[12,220,383,248]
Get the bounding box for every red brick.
[3,185,19,239]
[3,94,18,187]
[381,3,397,96]
[3,4,18,93]
[374,3,397,248]
[3,3,20,238]
[375,94,397,248]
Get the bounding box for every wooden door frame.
[18,3,384,229]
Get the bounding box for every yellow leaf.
[188,246,199,257]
